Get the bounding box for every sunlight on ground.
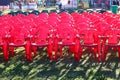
[0,48,119,80]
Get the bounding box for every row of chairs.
[0,11,119,62]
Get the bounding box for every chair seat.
[31,43,48,47]
[58,42,75,46]
[106,44,120,47]
[81,43,98,47]
[0,43,3,46]
[9,43,25,47]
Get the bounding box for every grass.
[0,47,119,80]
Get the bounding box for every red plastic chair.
[81,12,90,17]
[38,13,48,21]
[104,17,116,24]
[71,12,80,17]
[48,16,60,25]
[49,12,60,18]
[74,16,89,25]
[74,23,90,33]
[94,22,111,35]
[54,23,80,60]
[0,29,9,61]
[60,13,73,24]
[102,29,120,61]
[59,12,70,16]
[114,22,120,29]
[8,28,31,60]
[31,23,54,60]
[79,29,101,61]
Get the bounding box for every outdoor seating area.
[0,10,120,62]
[1,1,120,79]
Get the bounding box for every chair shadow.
[0,48,119,80]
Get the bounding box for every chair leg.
[53,39,59,60]
[102,40,107,61]
[118,47,120,58]
[60,46,63,57]
[10,47,14,57]
[89,47,93,52]
[113,47,117,52]
[93,47,97,58]
[54,45,58,60]
[102,46,108,61]
[25,41,32,61]
[3,42,9,61]
[74,43,80,61]
[79,46,83,60]
[97,44,101,62]
[47,45,53,60]
[52,41,58,60]
[32,46,37,57]
[74,52,80,61]
[69,46,75,53]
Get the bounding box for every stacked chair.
[0,10,120,62]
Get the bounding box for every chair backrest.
[0,29,8,44]
[56,23,76,43]
[104,29,120,44]
[33,23,52,44]
[114,22,120,29]
[49,12,60,18]
[9,28,29,44]
[94,22,111,35]
[74,23,90,32]
[48,16,60,24]
[80,29,99,44]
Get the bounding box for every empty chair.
[31,23,54,60]
[49,12,60,18]
[54,23,80,61]
[8,27,31,60]
[0,29,9,60]
[79,29,101,61]
[102,29,120,61]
